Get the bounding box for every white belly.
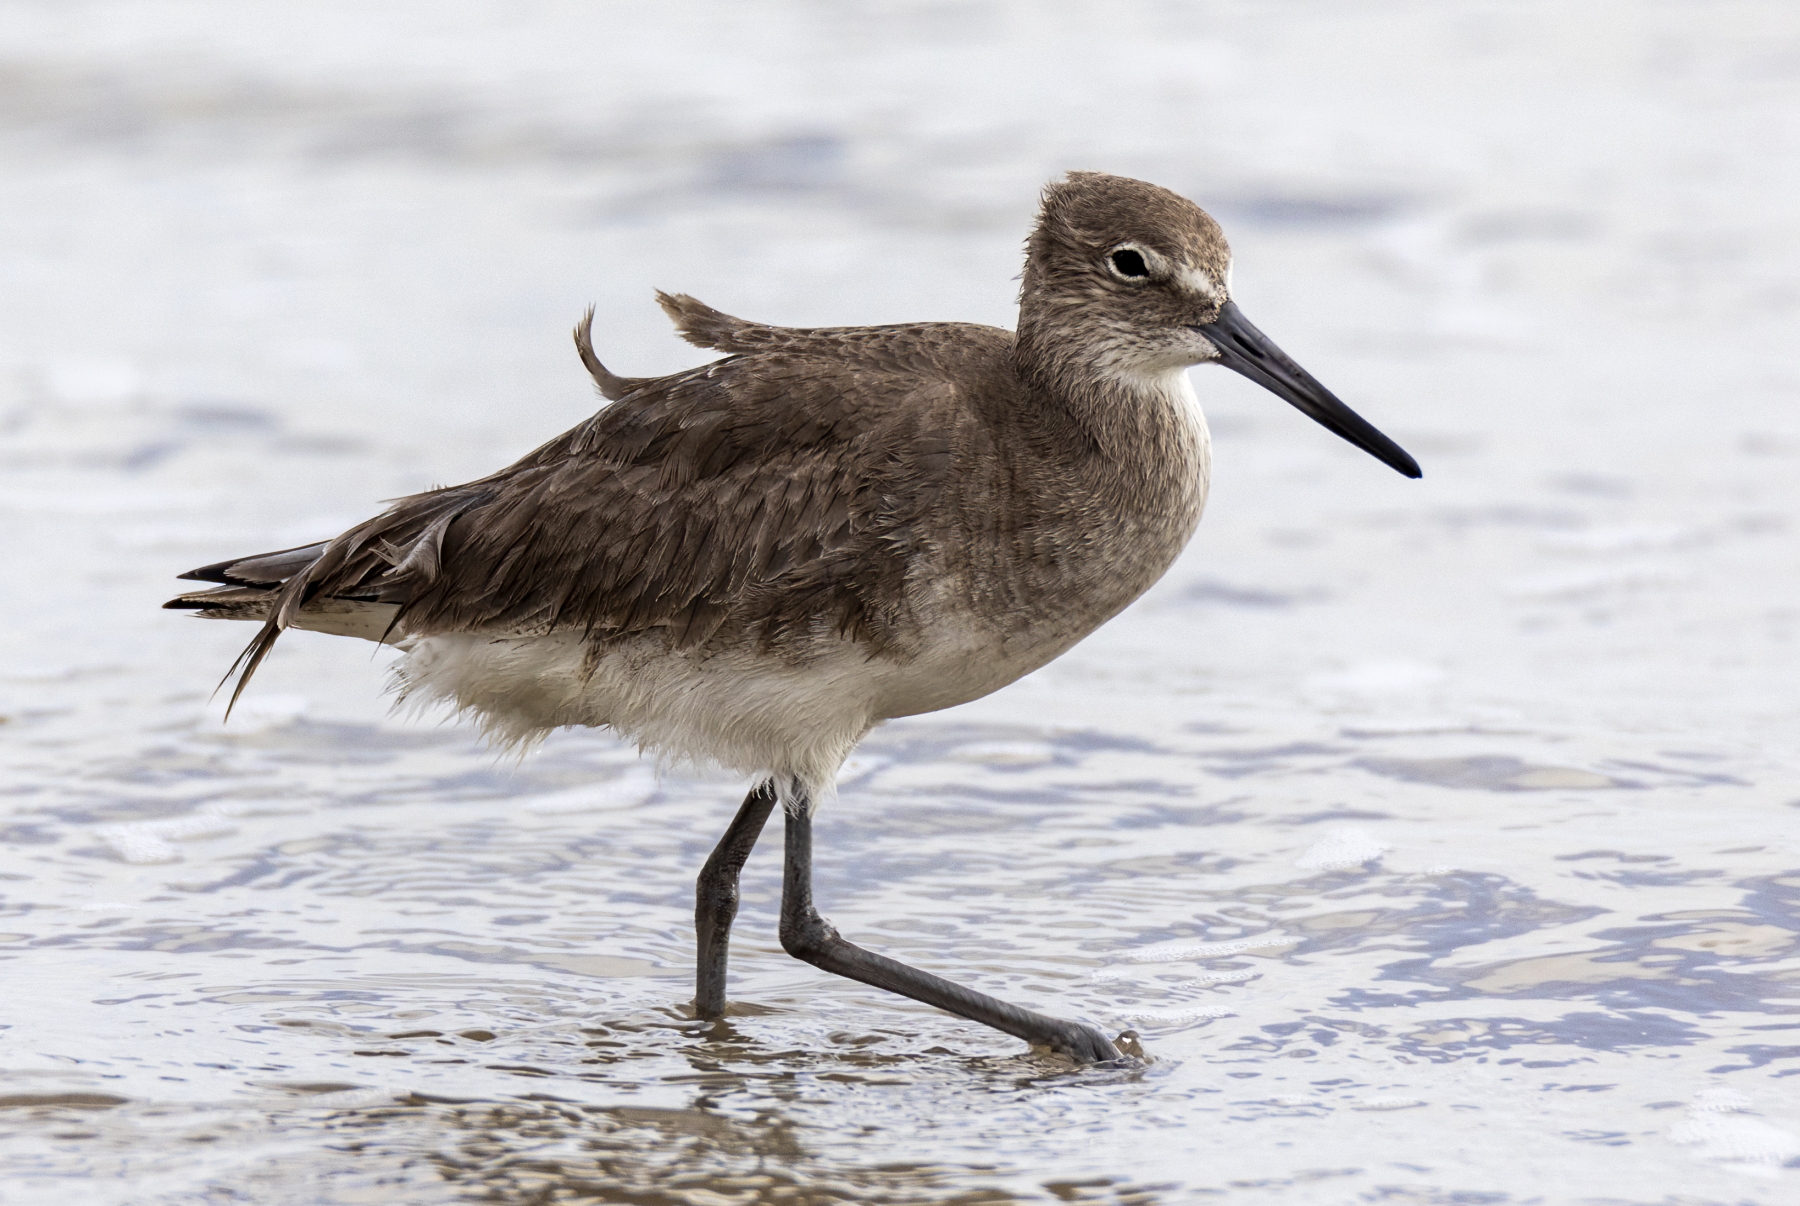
[394,631,890,810]
[390,610,1078,811]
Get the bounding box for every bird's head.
[1018,172,1420,479]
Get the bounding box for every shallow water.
[4,2,1800,1202]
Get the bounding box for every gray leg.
[694,780,779,1020]
[778,802,1122,1064]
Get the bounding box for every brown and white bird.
[166,172,1419,1063]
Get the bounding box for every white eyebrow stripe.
[1177,266,1222,301]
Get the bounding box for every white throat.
[1104,361,1210,439]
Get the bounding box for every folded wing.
[167,301,982,712]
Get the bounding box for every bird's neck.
[1009,321,1212,512]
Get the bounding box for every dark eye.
[1109,248,1149,278]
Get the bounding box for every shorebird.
[166,172,1419,1063]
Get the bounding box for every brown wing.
[202,319,997,710]
[390,350,960,647]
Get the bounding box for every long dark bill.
[1195,301,1421,479]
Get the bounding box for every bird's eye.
[1109,248,1149,279]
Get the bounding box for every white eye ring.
[1106,243,1159,282]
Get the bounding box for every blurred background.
[4,2,1800,1203]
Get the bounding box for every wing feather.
[174,307,1010,709]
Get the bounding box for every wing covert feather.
[276,343,973,656]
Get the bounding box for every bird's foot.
[1111,1029,1147,1060]
[1046,1021,1142,1064]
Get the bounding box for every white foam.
[1114,1005,1235,1023]
[1125,935,1293,963]
[1354,1096,1427,1111]
[948,741,1056,767]
[521,765,661,815]
[94,802,252,864]
[1091,966,1258,984]
[1295,828,1390,871]
[1671,1089,1800,1171]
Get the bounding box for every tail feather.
[572,306,646,402]
[166,543,404,717]
[654,291,817,355]
[655,290,772,353]
[176,541,330,586]
[217,619,285,720]
[163,583,280,617]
